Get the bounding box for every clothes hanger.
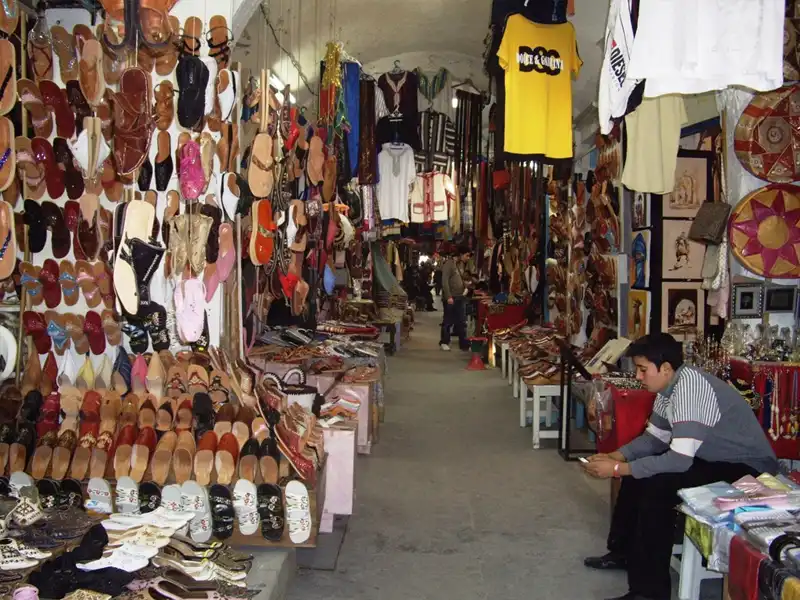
[453,78,481,95]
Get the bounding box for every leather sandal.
[16,80,52,138]
[0,40,15,116]
[112,67,155,175]
[78,39,105,106]
[153,80,174,130]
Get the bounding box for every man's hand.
[582,458,618,479]
[587,451,626,463]
[447,298,454,305]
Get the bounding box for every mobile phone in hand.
[578,457,589,464]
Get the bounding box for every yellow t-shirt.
[497,16,582,159]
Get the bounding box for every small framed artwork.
[731,282,764,318]
[764,285,797,314]
[663,150,713,219]
[631,191,651,229]
[627,290,651,339]
[662,220,706,280]
[662,282,705,338]
[629,230,650,289]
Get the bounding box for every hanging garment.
[621,95,687,194]
[377,143,416,222]
[342,62,361,178]
[627,0,784,97]
[358,79,377,184]
[415,110,456,173]
[497,15,582,158]
[376,71,421,149]
[409,173,454,223]
[598,0,639,135]
[414,67,455,120]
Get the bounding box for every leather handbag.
[688,202,731,245]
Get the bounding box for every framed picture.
[627,290,651,339]
[662,220,706,280]
[764,285,797,314]
[731,282,764,318]
[661,282,705,338]
[663,151,713,219]
[631,191,651,229]
[629,230,651,289]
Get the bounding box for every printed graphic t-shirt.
[497,16,582,159]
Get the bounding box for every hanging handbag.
[688,202,731,245]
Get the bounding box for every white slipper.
[220,172,239,221]
[0,326,16,381]
[86,477,113,513]
[285,480,311,544]
[160,483,184,513]
[107,525,173,550]
[56,350,78,388]
[8,471,33,498]
[76,548,150,572]
[115,476,139,514]
[0,539,38,571]
[181,480,212,543]
[232,479,259,535]
[5,538,51,560]
[217,69,235,121]
[201,57,218,116]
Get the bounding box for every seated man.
[582,332,778,600]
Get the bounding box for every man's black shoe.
[605,593,665,600]
[584,552,627,570]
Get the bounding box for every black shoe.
[129,237,165,309]
[584,552,627,570]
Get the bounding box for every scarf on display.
[729,535,764,600]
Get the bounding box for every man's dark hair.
[626,332,684,371]
[457,244,471,256]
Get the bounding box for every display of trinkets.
[686,335,731,380]
[753,366,800,442]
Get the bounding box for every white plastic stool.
[518,380,561,447]
[671,532,722,600]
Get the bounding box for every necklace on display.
[792,369,800,440]
[769,372,780,441]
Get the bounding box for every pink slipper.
[174,277,206,343]
[217,223,235,282]
[131,354,148,395]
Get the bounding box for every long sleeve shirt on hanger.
[377,143,416,223]
[376,71,422,149]
[627,0,783,97]
[415,110,456,173]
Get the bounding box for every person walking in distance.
[440,245,471,351]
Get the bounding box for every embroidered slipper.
[75,259,103,308]
[257,483,284,542]
[181,480,212,543]
[31,137,65,200]
[285,479,311,544]
[0,0,17,37]
[51,25,77,82]
[114,475,139,514]
[0,41,14,117]
[209,484,234,540]
[160,483,183,513]
[139,481,161,513]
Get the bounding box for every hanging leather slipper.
[27,34,53,82]
[154,16,180,76]
[39,80,74,139]
[52,137,84,200]
[113,199,155,315]
[31,137,65,199]
[154,80,174,130]
[0,200,15,280]
[248,132,274,197]
[0,0,17,37]
[17,80,53,138]
[97,23,126,85]
[0,40,15,116]
[50,26,78,82]
[0,118,13,193]
[79,39,105,106]
[176,55,208,130]
[307,135,325,185]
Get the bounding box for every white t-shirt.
[377,144,416,223]
[627,0,784,98]
[598,0,639,134]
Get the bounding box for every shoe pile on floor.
[0,475,261,599]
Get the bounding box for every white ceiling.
[233,0,608,116]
